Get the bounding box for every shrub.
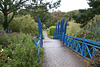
[0,46,8,67]
[0,12,4,25]
[66,21,81,36]
[9,15,39,36]
[0,32,44,67]
[47,26,56,38]
[74,30,94,40]
[0,33,11,48]
[84,15,100,42]
[0,32,20,48]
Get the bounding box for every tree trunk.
[3,13,8,31]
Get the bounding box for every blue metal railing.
[34,17,43,55]
[53,18,100,60]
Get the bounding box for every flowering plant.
[75,30,94,40]
[89,50,100,67]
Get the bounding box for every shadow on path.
[43,30,87,67]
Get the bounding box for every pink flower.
[81,33,83,34]
[75,36,76,37]
[84,34,86,35]
[79,30,81,32]
[87,32,89,33]
[77,31,79,33]
[91,35,93,37]
[34,37,36,39]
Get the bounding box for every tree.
[0,0,61,30]
[64,10,80,21]
[87,0,100,14]
[72,9,95,27]
[88,0,100,9]
[25,0,61,24]
[29,5,49,24]
[0,0,28,30]
[16,9,30,16]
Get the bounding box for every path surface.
[43,30,87,67]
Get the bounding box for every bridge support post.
[38,17,43,48]
[63,20,68,44]
[60,18,64,41]
[58,22,60,39]
[72,35,75,51]
[82,36,86,58]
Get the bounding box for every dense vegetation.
[0,32,44,67]
[0,0,100,67]
[0,0,62,66]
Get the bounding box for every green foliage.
[88,0,100,8]
[0,12,4,24]
[9,15,39,36]
[66,21,81,36]
[47,26,56,38]
[64,10,80,21]
[0,46,8,67]
[71,0,100,27]
[16,9,30,16]
[84,15,100,41]
[72,9,95,27]
[0,0,61,30]
[0,24,3,33]
[0,33,13,48]
[89,50,100,67]
[46,21,56,28]
[74,30,94,40]
[24,0,61,26]
[45,11,66,28]
[0,32,44,67]
[29,6,49,24]
[0,0,29,30]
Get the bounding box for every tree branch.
[8,11,16,24]
[7,0,26,14]
[0,0,4,10]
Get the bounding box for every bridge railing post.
[71,35,75,51]
[82,36,86,58]
[65,34,68,46]
[58,22,60,39]
[56,24,57,34]
[53,30,55,39]
[60,18,64,41]
[63,20,67,44]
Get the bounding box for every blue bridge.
[35,18,100,67]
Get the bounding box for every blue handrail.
[53,18,100,60]
[34,17,43,55]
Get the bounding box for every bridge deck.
[43,31,87,67]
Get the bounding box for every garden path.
[43,30,88,67]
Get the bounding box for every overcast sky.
[50,0,90,12]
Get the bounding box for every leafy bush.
[47,26,56,38]
[0,32,44,67]
[9,15,38,36]
[89,50,100,67]
[74,30,94,40]
[0,32,21,48]
[0,33,11,48]
[0,12,4,25]
[0,46,8,67]
[66,21,81,36]
[0,25,3,33]
[84,15,100,41]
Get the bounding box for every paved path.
[43,30,87,67]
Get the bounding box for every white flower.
[1,49,4,52]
